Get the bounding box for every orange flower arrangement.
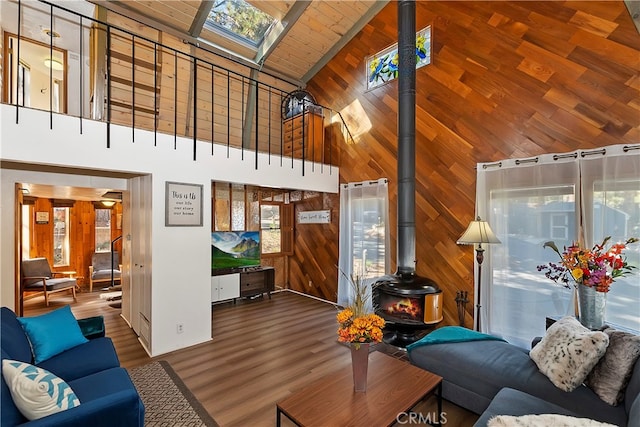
[336,271,385,349]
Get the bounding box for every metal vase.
[350,343,370,392]
[577,285,607,330]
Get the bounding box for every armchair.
[20,258,77,307]
[89,252,121,292]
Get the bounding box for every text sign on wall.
[298,210,331,224]
[165,181,203,226]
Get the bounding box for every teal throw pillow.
[17,305,88,364]
[2,359,81,420]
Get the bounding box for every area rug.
[128,360,219,427]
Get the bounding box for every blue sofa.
[408,328,640,427]
[1,307,144,426]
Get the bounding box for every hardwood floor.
[24,290,478,426]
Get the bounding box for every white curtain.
[476,144,640,347]
[338,178,390,309]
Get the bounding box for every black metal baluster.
[193,57,197,161]
[226,71,230,157]
[211,64,216,156]
[106,26,112,148]
[174,52,177,149]
[79,16,83,134]
[268,89,272,164]
[49,4,53,129]
[15,0,21,123]
[254,82,258,170]
[241,76,244,160]
[132,36,135,142]
[154,42,157,146]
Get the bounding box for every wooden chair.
[20,257,77,306]
[89,252,122,292]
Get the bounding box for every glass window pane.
[95,208,112,252]
[215,183,230,231]
[260,204,280,254]
[352,198,386,278]
[53,207,69,266]
[490,187,576,346]
[231,184,245,231]
[206,0,276,46]
[593,183,640,331]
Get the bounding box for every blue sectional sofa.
[1,307,144,426]
[408,325,640,427]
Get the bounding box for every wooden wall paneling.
[305,1,640,326]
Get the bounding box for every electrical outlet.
[176,323,184,334]
[308,280,313,288]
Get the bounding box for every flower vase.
[577,284,606,330]
[350,343,370,392]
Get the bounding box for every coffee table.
[276,351,443,427]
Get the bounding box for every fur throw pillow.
[488,414,616,427]
[530,316,609,392]
[584,327,640,405]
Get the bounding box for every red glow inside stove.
[380,295,423,321]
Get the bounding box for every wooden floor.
[24,290,478,427]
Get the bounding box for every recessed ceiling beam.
[189,0,214,37]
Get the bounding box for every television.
[211,231,261,272]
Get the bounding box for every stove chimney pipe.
[396,0,417,276]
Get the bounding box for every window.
[205,0,276,47]
[338,179,390,309]
[260,204,280,254]
[366,26,431,90]
[477,144,640,346]
[95,209,112,252]
[53,207,69,266]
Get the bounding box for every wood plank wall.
[27,199,123,289]
[104,11,298,154]
[301,1,640,326]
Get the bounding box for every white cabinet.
[211,273,240,302]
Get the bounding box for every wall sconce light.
[44,58,63,71]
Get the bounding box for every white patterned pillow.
[2,359,80,420]
[488,414,616,426]
[529,316,609,392]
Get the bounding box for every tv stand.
[211,267,275,302]
[240,267,275,299]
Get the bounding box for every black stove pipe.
[396,0,417,276]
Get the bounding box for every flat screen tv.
[211,231,261,271]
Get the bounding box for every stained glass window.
[366,26,431,90]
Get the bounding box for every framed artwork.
[165,181,203,227]
[35,211,49,224]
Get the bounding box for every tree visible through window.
[206,0,276,46]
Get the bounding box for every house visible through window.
[95,209,112,252]
[53,207,69,266]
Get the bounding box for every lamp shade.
[457,216,501,245]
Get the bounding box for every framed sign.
[298,210,331,224]
[35,211,49,224]
[165,181,203,227]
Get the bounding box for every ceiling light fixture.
[44,58,63,71]
[101,200,116,207]
[43,29,61,38]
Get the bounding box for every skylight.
[205,0,276,47]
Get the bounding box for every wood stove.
[372,1,443,348]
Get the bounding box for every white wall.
[0,105,339,356]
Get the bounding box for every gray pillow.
[584,328,640,406]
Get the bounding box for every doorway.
[3,33,67,113]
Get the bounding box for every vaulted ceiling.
[92,0,389,85]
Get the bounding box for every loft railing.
[5,0,354,175]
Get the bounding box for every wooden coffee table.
[276,351,442,427]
